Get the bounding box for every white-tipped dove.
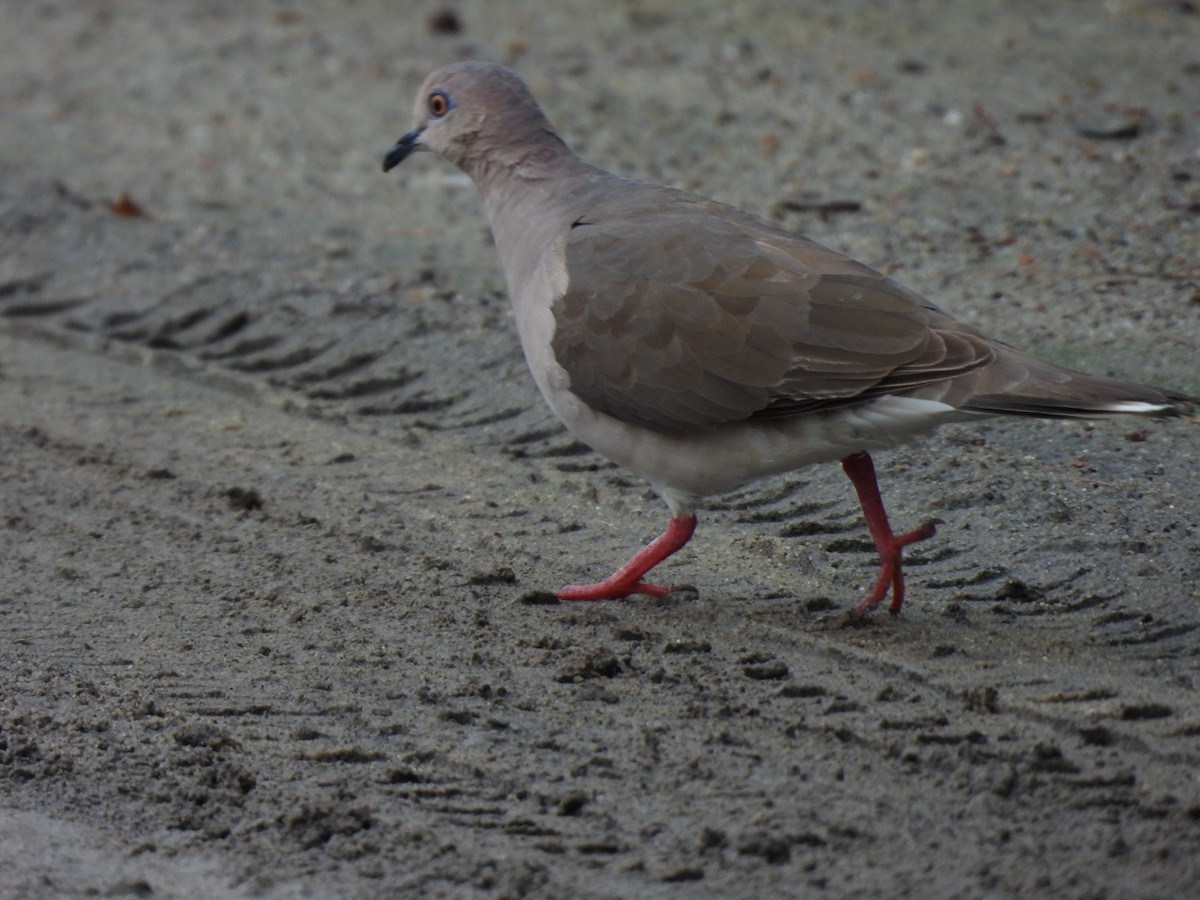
[383,61,1194,616]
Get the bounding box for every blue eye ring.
[428,90,453,119]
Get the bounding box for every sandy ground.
[2,1,1200,897]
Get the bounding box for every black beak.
[382,129,424,172]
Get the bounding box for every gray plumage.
[383,61,1195,612]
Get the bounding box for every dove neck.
[466,130,591,189]
[478,153,610,291]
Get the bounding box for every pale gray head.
[382,61,569,180]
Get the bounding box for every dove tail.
[960,357,1195,420]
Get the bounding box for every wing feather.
[550,191,992,432]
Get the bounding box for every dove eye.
[428,90,452,118]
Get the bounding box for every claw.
[839,452,939,616]
[556,515,697,602]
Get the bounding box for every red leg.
[557,515,698,601]
[840,452,939,616]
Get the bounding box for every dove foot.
[557,514,697,601]
[840,451,940,616]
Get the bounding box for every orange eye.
[428,90,451,118]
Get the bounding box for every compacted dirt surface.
[2,2,1199,897]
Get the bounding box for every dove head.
[383,61,570,181]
